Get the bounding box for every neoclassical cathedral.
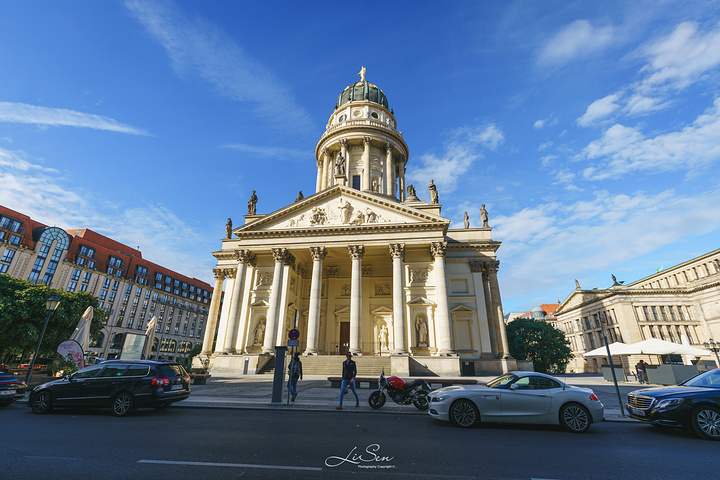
[201,70,519,375]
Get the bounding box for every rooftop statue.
[480,204,489,228]
[464,212,469,229]
[407,184,416,197]
[248,190,258,215]
[428,179,439,204]
[225,218,233,239]
[295,191,304,202]
[358,66,366,82]
[335,152,345,176]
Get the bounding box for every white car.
[428,371,604,433]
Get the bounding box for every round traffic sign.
[288,328,300,340]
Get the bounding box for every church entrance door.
[339,322,350,355]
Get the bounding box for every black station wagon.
[28,360,191,417]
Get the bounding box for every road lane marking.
[137,459,323,471]
[24,456,86,461]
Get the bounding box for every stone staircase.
[259,355,391,377]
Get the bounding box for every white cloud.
[408,124,504,193]
[0,146,214,282]
[577,93,622,127]
[495,188,720,300]
[640,21,720,91]
[0,102,150,135]
[125,0,313,132]
[223,143,307,159]
[539,20,617,66]
[581,96,720,179]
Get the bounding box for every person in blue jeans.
[337,352,359,409]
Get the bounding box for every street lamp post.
[24,293,61,386]
[703,339,720,368]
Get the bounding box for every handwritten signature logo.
[325,444,395,468]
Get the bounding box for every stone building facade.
[555,248,720,373]
[202,72,519,376]
[0,205,213,363]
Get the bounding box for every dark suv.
[28,360,191,417]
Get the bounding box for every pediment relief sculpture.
[285,199,388,228]
[256,272,273,287]
[374,281,391,296]
[409,268,429,284]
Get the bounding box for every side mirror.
[509,383,519,390]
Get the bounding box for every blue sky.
[2,1,720,313]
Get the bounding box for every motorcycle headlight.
[655,398,683,410]
[431,395,450,403]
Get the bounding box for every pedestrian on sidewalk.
[337,352,359,409]
[288,352,303,401]
[636,359,647,384]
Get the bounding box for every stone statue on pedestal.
[295,191,304,202]
[428,179,439,204]
[464,212,469,229]
[416,317,428,346]
[254,321,265,346]
[225,218,233,239]
[248,191,258,215]
[480,204,489,228]
[335,153,345,176]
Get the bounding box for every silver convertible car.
[428,371,604,433]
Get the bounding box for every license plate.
[170,384,183,391]
[0,390,14,396]
[631,408,646,417]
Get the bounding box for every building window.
[87,260,95,269]
[67,282,77,292]
[0,264,8,274]
[1,249,15,263]
[660,306,668,322]
[125,285,132,294]
[109,291,116,302]
[678,306,686,321]
[352,175,361,190]
[112,280,119,291]
[9,235,20,244]
[71,269,81,281]
[80,284,88,292]
[651,307,659,321]
[107,267,114,275]
[103,278,111,288]
[100,289,108,300]
[83,272,92,283]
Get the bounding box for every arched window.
[29,227,70,285]
[111,333,123,348]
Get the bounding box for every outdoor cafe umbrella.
[629,338,711,356]
[144,316,158,359]
[583,342,641,357]
[70,306,93,352]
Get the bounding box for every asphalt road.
[1,403,716,480]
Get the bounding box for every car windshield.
[485,373,518,389]
[681,369,720,388]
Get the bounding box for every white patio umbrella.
[144,316,158,359]
[583,342,641,357]
[630,338,711,356]
[70,306,93,352]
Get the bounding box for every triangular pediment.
[557,289,613,314]
[370,305,394,315]
[407,296,435,306]
[451,304,475,313]
[234,185,449,235]
[250,300,270,308]
[335,305,351,315]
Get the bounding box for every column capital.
[389,243,405,260]
[469,260,484,273]
[384,142,394,154]
[296,263,307,277]
[225,268,237,279]
[363,136,372,147]
[348,245,365,260]
[236,249,252,264]
[310,246,328,261]
[213,268,226,280]
[339,138,349,148]
[486,260,500,274]
[430,242,447,259]
[398,154,406,165]
[271,248,289,263]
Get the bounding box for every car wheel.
[413,392,429,411]
[31,391,53,414]
[692,405,720,440]
[559,403,591,433]
[368,391,386,409]
[449,399,478,428]
[111,392,134,417]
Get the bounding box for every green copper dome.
[336,80,389,110]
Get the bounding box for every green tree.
[506,317,573,374]
[0,275,105,362]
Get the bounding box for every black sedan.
[0,370,27,406]
[626,368,720,440]
[28,360,191,417]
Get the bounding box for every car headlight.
[431,395,450,403]
[655,398,683,409]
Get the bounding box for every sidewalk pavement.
[16,373,642,422]
[173,373,640,423]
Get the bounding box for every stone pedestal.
[334,173,347,187]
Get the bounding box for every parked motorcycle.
[368,371,432,410]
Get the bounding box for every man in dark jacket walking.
[337,352,360,409]
[288,352,303,401]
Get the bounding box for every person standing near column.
[337,352,359,409]
[288,352,303,401]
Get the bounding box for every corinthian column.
[384,143,394,197]
[222,250,251,353]
[390,244,407,354]
[487,260,510,358]
[362,137,372,191]
[304,246,327,354]
[398,155,406,201]
[214,268,236,353]
[431,242,453,355]
[321,149,330,190]
[315,157,323,193]
[262,248,287,354]
[348,245,364,354]
[201,268,226,355]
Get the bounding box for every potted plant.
[190,354,212,385]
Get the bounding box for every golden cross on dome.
[358,66,366,82]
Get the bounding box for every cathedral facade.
[201,72,519,375]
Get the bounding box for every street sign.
[288,339,299,346]
[288,328,300,340]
